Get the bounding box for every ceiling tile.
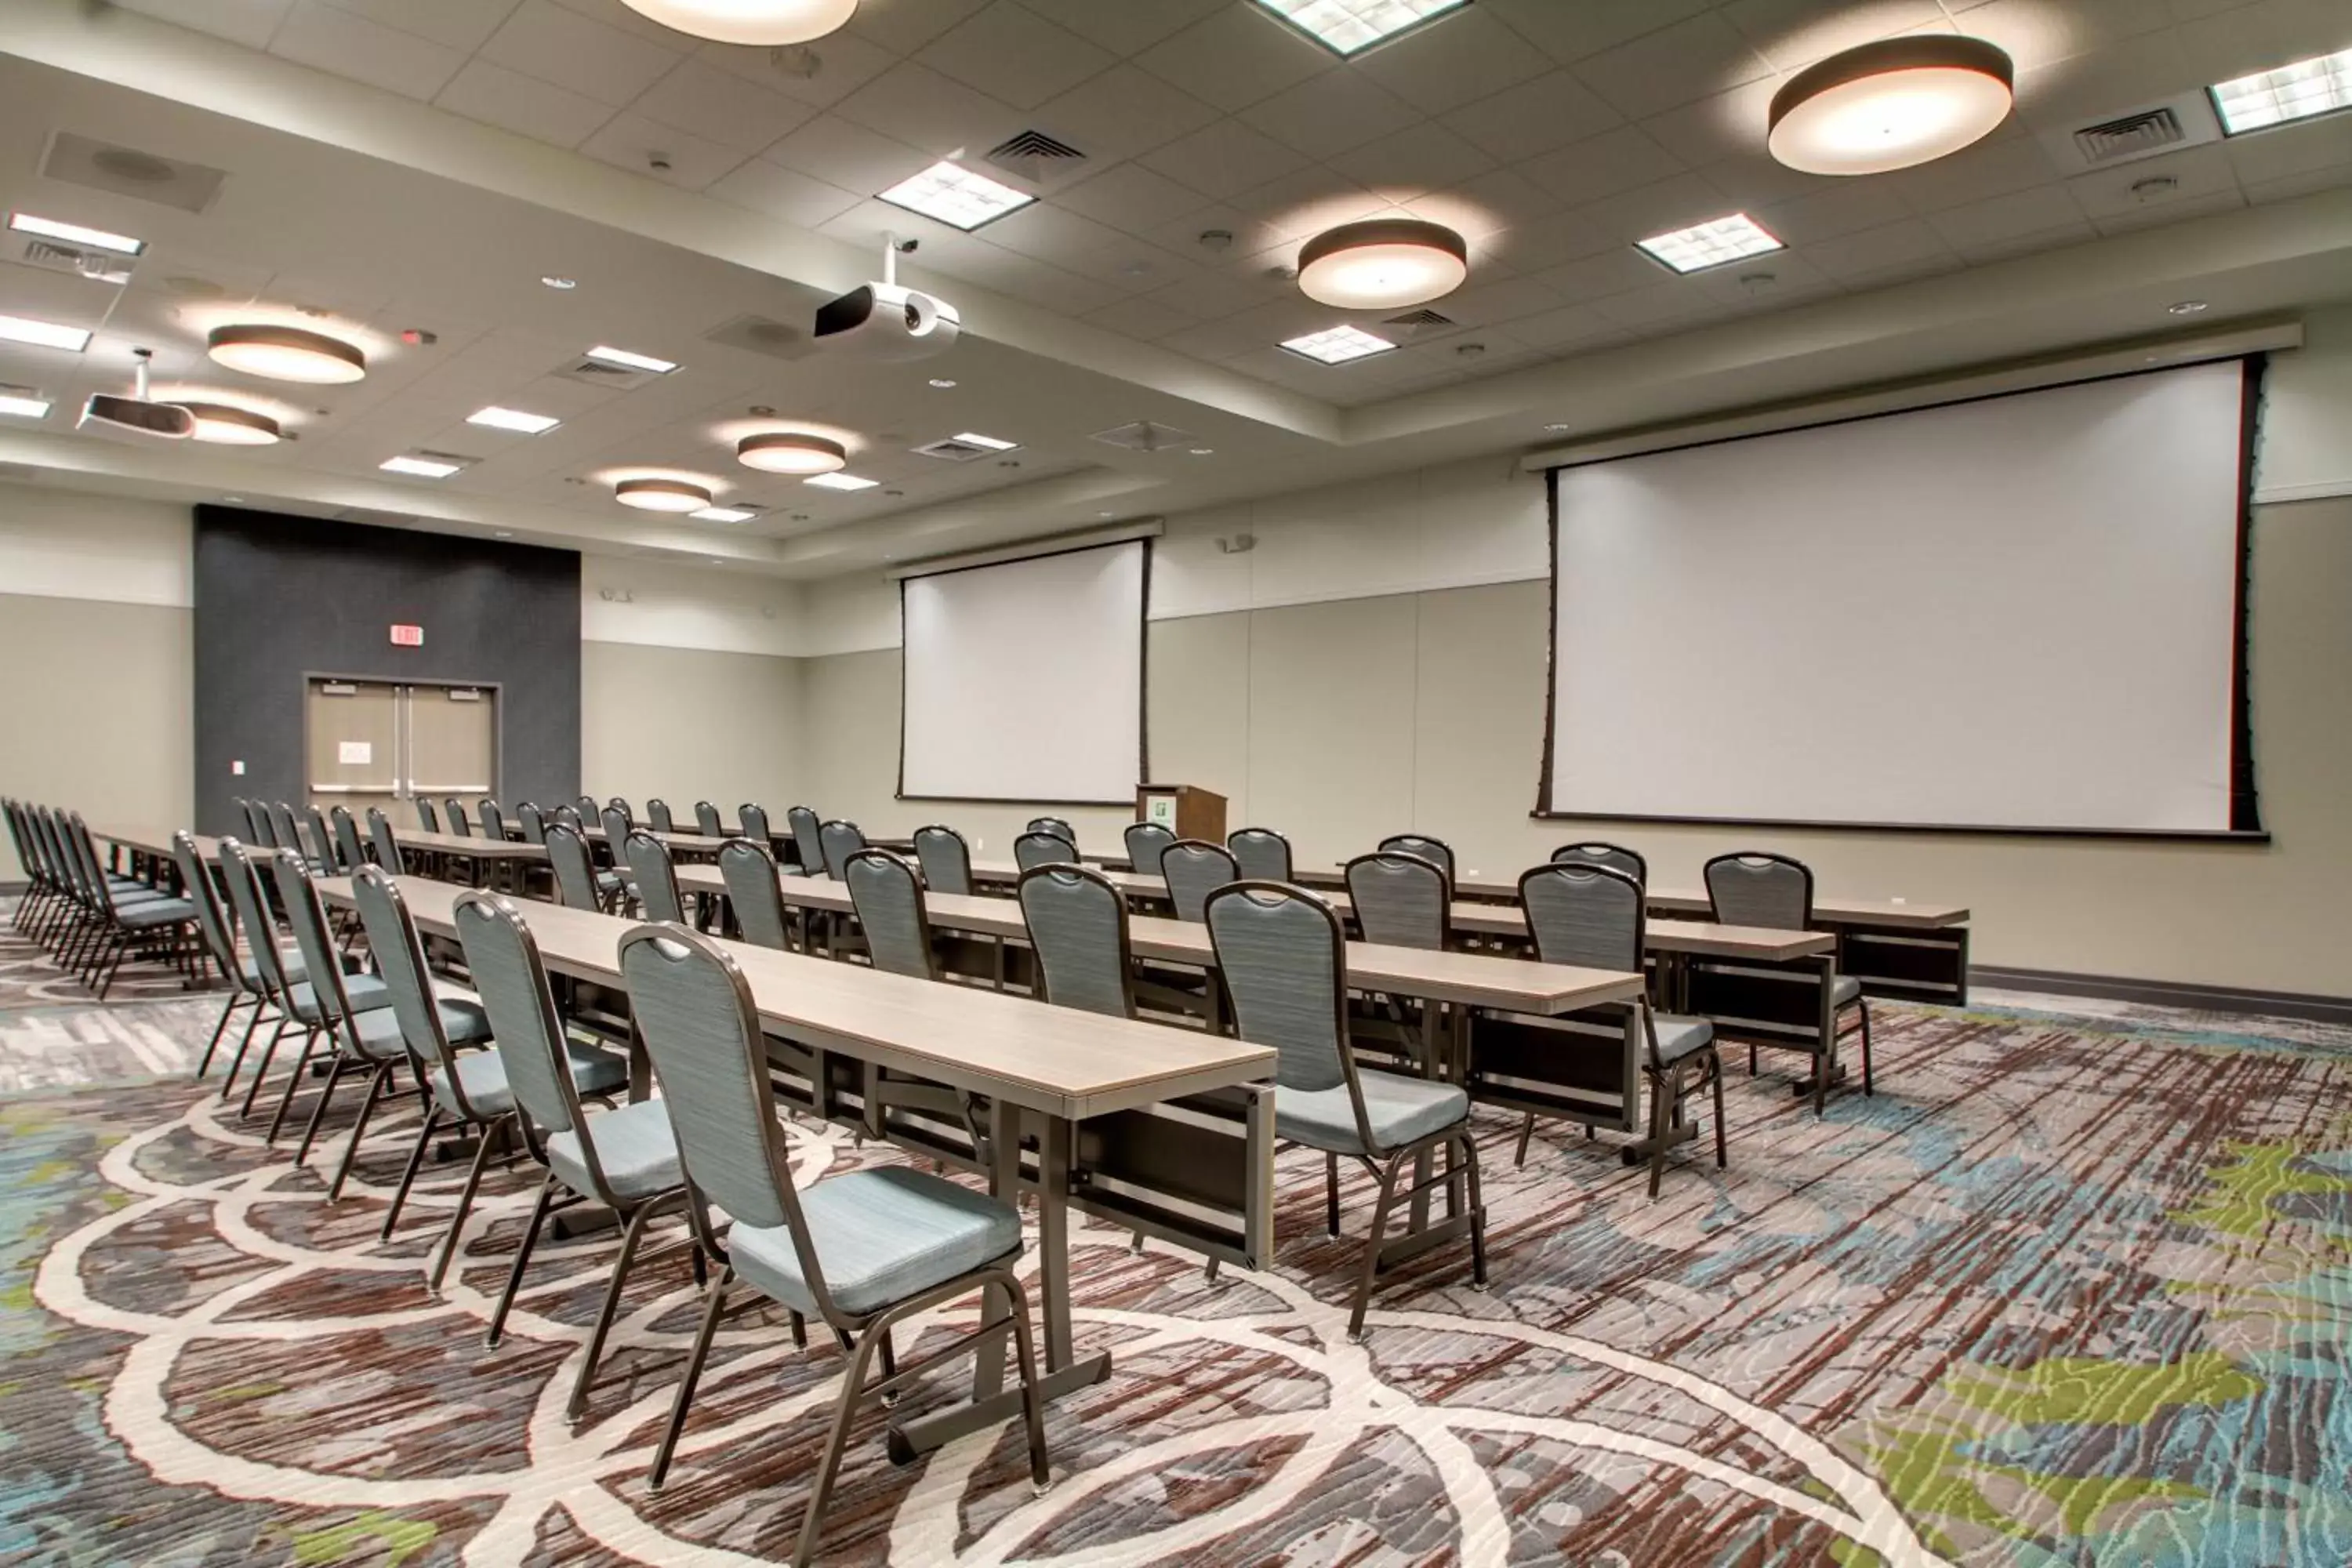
[1346,7,1551,115]
[1229,169,1390,241]
[1574,170,1749,246]
[1329,122,1496,201]
[1519,125,1687,206]
[1721,0,1950,72]
[632,57,818,152]
[2174,0,2352,83]
[937,242,1125,313]
[1528,245,1674,303]
[1755,179,1913,243]
[695,33,900,109]
[1479,206,1632,273]
[1800,216,1958,279]
[1693,151,1836,210]
[1429,274,1566,326]
[2065,143,2242,218]
[845,0,992,55]
[1588,280,1733,328]
[2223,111,2352,187]
[1140,119,1312,201]
[478,0,684,106]
[916,2,1117,111]
[1050,236,1206,294]
[270,0,467,99]
[830,61,1028,158]
[1083,292,1205,339]
[1017,0,1226,55]
[1509,300,1621,348]
[1957,0,2179,74]
[2242,166,2352,205]
[1133,5,1335,114]
[1690,248,1837,304]
[705,158,866,227]
[1054,162,1216,235]
[1479,0,1717,65]
[2012,29,2199,132]
[111,0,292,49]
[1570,13,1774,120]
[764,114,935,193]
[1638,78,1780,168]
[1238,70,1424,162]
[542,0,695,45]
[434,58,617,147]
[1144,267,1285,321]
[1439,71,1624,162]
[314,0,522,53]
[578,111,749,191]
[974,201,1129,262]
[1924,182,2092,249]
[1028,65,1224,165]
[2088,187,2246,234]
[1407,166,1560,238]
[1882,132,2067,212]
[1141,204,1290,264]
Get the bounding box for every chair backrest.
[303,804,339,870]
[1377,833,1454,880]
[477,799,508,841]
[173,831,238,979]
[67,815,116,906]
[550,804,583,835]
[1204,883,1359,1109]
[694,800,724,837]
[607,797,634,828]
[216,840,292,999]
[454,891,590,1145]
[844,849,935,980]
[818,819,866,880]
[1519,862,1644,973]
[269,853,363,1029]
[718,837,791,949]
[545,823,605,912]
[348,867,466,1091]
[1123,821,1174,877]
[787,806,826,876]
[331,806,368,871]
[646,797,674,833]
[1345,851,1450,951]
[416,797,441,833]
[514,801,547,844]
[1552,841,1647,883]
[1227,826,1293,882]
[1704,851,1813,931]
[445,797,472,837]
[739,802,771,847]
[1013,830,1077,873]
[1027,815,1076,844]
[1018,865,1134,1018]
[269,800,306,859]
[575,795,600,820]
[367,808,402,872]
[240,797,275,846]
[912,824,973,896]
[600,804,633,856]
[625,829,686,924]
[1161,839,1239,923]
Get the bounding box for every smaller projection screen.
[1541,360,2259,835]
[900,539,1149,804]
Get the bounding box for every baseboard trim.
[1971,965,2352,1025]
[0,879,24,896]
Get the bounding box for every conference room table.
[316,872,1281,1460]
[98,826,221,893]
[386,827,548,890]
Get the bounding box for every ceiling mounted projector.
[79,348,194,442]
[813,237,960,363]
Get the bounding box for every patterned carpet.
[2,902,2348,1566]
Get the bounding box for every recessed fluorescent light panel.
[2210,46,2352,134]
[467,405,561,434]
[692,506,760,523]
[0,391,51,419]
[1636,213,1785,274]
[9,212,145,256]
[877,161,1035,230]
[584,344,678,374]
[380,455,465,478]
[804,471,880,491]
[1279,324,1398,365]
[1253,0,1469,56]
[0,314,93,351]
[953,431,1018,451]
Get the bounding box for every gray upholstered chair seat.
[430,1040,627,1119]
[286,973,391,1022]
[1832,974,1861,1007]
[1652,1015,1716,1065]
[347,995,492,1060]
[597,869,625,895]
[726,1165,1021,1318]
[1277,1069,1468,1155]
[112,897,198,927]
[546,1099,681,1203]
[241,948,361,989]
[1700,963,1860,1007]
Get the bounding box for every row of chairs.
[415,794,771,845]
[5,800,204,998]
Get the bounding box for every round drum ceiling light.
[615,477,714,513]
[1295,218,1468,310]
[1767,35,2015,176]
[736,431,848,474]
[617,0,856,45]
[205,324,367,384]
[177,401,282,446]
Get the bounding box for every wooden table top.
[99,826,223,862]
[1298,866,1965,928]
[680,867,1653,1015]
[316,875,1275,1123]
[392,827,549,859]
[575,825,739,851]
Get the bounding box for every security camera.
[812,236,959,362]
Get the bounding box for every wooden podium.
[1136,783,1226,843]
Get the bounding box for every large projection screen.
[1544,360,2257,834]
[900,539,1147,804]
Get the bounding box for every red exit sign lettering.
[390,624,424,647]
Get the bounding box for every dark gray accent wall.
[192,506,580,834]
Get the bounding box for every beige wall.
[580,640,804,820]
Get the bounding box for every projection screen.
[900,539,1148,804]
[1542,360,2259,834]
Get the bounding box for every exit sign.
[390,624,423,647]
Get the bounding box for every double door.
[307,679,496,827]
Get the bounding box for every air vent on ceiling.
[704,312,819,361]
[41,132,228,214]
[1383,308,1456,332]
[1090,419,1194,453]
[2075,107,2187,164]
[13,236,135,285]
[552,354,660,390]
[2040,91,2221,172]
[985,129,1086,183]
[912,437,996,461]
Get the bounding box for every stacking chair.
[1206,883,1486,1339]
[478,799,509,841]
[416,798,441,832]
[445,798,474,837]
[1377,834,1454,880]
[624,829,688,924]
[739,802,771,848]
[64,812,199,999]
[1227,827,1293,882]
[1702,851,1872,1104]
[646,797,675,834]
[693,800,724,837]
[367,808,405,874]
[514,802,548,845]
[718,837,792,949]
[1018,865,1136,1019]
[818,819,866,880]
[1553,841,1647,881]
[331,807,369,872]
[546,822,621,913]
[1123,821,1174,878]
[176,830,267,1081]
[844,850,987,1156]
[239,797,274,845]
[214,840,335,1119]
[1161,839,1239,924]
[608,798,634,829]
[619,921,1051,1554]
[1013,830,1077,873]
[272,801,325,871]
[913,824,974,896]
[452,891,692,1390]
[1026,815,1076,844]
[3,800,52,936]
[575,794,601,822]
[353,867,626,1286]
[787,805,826,877]
[304,804,343,871]
[600,804,639,904]
[1345,852,1450,951]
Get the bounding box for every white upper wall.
[0,485,194,607]
[578,557,811,657]
[2258,305,2352,501]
